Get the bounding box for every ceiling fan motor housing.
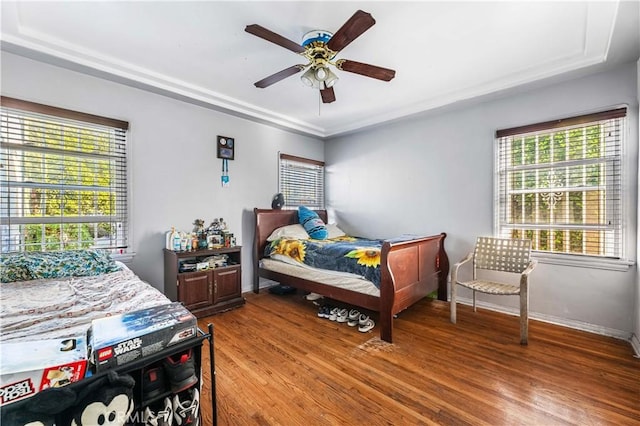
[302,30,333,47]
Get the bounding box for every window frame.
[0,96,130,255]
[494,107,632,271]
[278,153,325,210]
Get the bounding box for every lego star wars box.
[89,302,197,372]
[0,336,88,406]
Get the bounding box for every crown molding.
[1,1,619,140]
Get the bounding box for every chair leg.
[472,290,477,312]
[520,286,529,345]
[450,282,457,324]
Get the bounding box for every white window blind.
[495,108,626,259]
[1,97,129,253]
[278,153,325,209]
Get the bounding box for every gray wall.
[2,51,639,341]
[0,52,324,293]
[635,58,640,354]
[325,63,639,338]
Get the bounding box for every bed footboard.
[379,233,448,342]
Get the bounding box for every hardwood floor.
[197,291,639,425]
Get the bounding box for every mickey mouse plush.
[1,384,75,426]
[1,409,56,426]
[66,370,135,426]
[1,371,135,426]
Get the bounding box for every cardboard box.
[0,336,87,406]
[89,302,197,372]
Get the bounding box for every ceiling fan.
[245,10,396,104]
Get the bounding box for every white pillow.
[266,224,309,241]
[326,223,347,239]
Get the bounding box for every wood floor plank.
[197,291,640,425]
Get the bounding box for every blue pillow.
[298,206,328,240]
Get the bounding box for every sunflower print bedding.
[265,236,383,288]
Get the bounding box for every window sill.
[112,251,136,264]
[532,252,634,272]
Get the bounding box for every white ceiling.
[1,1,639,138]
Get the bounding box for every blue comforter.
[265,236,383,288]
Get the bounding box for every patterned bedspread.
[265,236,383,288]
[0,265,170,342]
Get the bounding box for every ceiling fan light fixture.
[300,68,318,87]
[324,69,339,88]
[314,66,329,81]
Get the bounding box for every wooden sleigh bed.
[253,208,449,343]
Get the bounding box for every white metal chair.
[450,237,537,345]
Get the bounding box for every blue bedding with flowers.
[265,236,383,288]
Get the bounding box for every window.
[278,153,325,209]
[495,107,627,261]
[1,97,129,253]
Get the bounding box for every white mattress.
[260,258,380,297]
[0,264,171,343]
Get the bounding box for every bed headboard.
[253,208,327,292]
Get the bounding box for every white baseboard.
[242,278,279,294]
[454,297,632,342]
[630,334,640,358]
[257,277,280,290]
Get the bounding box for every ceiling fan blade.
[245,24,305,54]
[326,10,376,52]
[337,59,396,81]
[320,86,336,103]
[254,65,304,88]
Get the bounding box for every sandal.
[305,292,323,301]
[358,318,375,333]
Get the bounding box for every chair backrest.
[474,237,531,274]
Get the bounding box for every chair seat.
[456,279,521,295]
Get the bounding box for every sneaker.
[144,397,173,426]
[347,309,360,327]
[328,307,340,321]
[336,308,349,323]
[317,306,330,318]
[358,314,370,326]
[173,388,200,426]
[142,366,167,401]
[358,318,375,333]
[163,349,199,393]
